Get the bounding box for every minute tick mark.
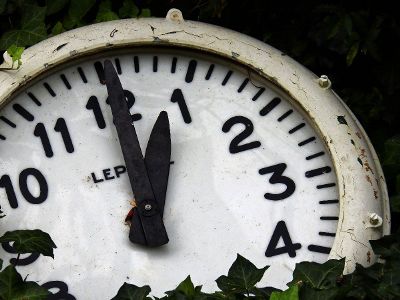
[27,93,41,106]
[320,216,339,221]
[237,78,249,93]
[134,56,140,73]
[94,61,105,84]
[252,88,265,101]
[60,74,71,89]
[298,137,316,146]
[153,56,158,72]
[289,123,305,134]
[13,104,34,121]
[205,64,214,80]
[305,166,332,178]
[43,83,56,97]
[260,97,281,116]
[222,70,233,86]
[77,67,87,83]
[319,199,339,204]
[0,134,5,140]
[308,245,331,254]
[319,232,336,237]
[185,60,197,83]
[306,151,325,160]
[115,58,122,74]
[277,109,293,122]
[0,116,16,128]
[171,57,177,73]
[317,183,336,189]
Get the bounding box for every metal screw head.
[318,75,331,89]
[368,213,383,227]
[144,204,152,211]
[166,8,184,22]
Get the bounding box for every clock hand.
[104,60,169,247]
[144,111,171,217]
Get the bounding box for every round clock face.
[0,49,339,298]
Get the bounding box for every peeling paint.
[337,115,348,125]
[110,28,118,37]
[53,43,68,52]
[231,52,240,58]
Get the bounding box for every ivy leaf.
[6,44,24,68]
[0,229,56,258]
[63,0,95,30]
[289,259,345,289]
[95,0,119,23]
[0,265,49,299]
[111,282,151,300]
[0,4,46,50]
[51,21,65,36]
[270,284,299,300]
[10,281,50,300]
[298,286,342,300]
[216,254,268,295]
[46,0,69,16]
[163,276,206,299]
[370,234,400,260]
[346,41,359,66]
[139,9,151,18]
[118,0,140,18]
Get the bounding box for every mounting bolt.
[166,8,184,22]
[368,213,383,228]
[144,204,152,211]
[318,75,331,89]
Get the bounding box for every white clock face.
[0,49,339,298]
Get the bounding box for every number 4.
[265,221,301,258]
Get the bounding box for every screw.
[166,8,184,22]
[318,75,331,89]
[368,213,383,227]
[144,204,152,211]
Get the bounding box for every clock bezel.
[0,10,389,274]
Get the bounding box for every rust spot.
[367,251,371,263]
[366,175,372,185]
[364,162,374,174]
[356,132,362,139]
[337,115,348,125]
[360,148,367,158]
[374,190,378,199]
[110,28,118,37]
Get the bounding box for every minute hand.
[104,60,168,247]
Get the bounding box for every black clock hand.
[144,111,171,217]
[104,60,169,247]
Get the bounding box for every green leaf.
[10,281,49,300]
[0,4,46,50]
[46,0,69,16]
[0,229,56,258]
[216,254,268,295]
[289,259,345,289]
[51,21,65,36]
[270,284,299,300]
[346,41,359,66]
[175,276,196,296]
[63,0,96,30]
[299,286,342,300]
[111,282,151,300]
[0,265,23,299]
[95,0,119,23]
[0,265,49,299]
[119,0,139,18]
[139,9,151,18]
[6,44,24,68]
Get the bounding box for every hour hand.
[104,60,168,247]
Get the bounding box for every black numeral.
[0,168,48,208]
[1,242,40,265]
[222,116,261,154]
[42,281,76,300]
[171,89,192,124]
[34,118,74,157]
[86,96,106,129]
[265,221,301,257]
[259,163,296,200]
[106,90,142,122]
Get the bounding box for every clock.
[0,9,390,299]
